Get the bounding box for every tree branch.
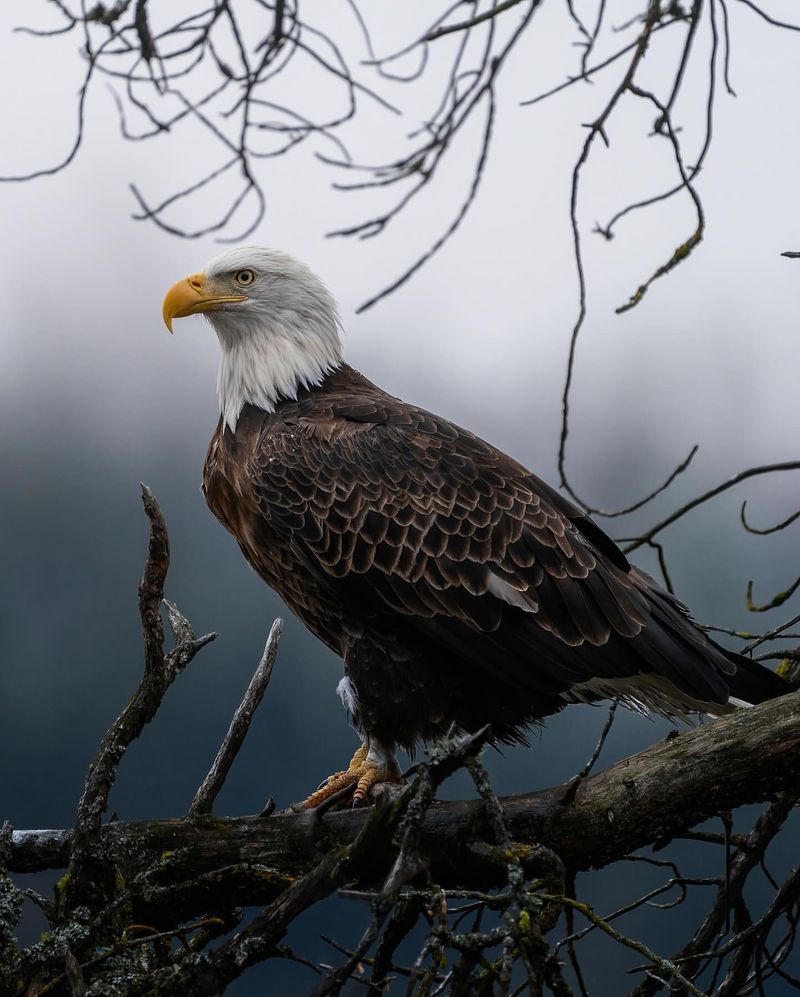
[64,484,215,910]
[189,618,283,817]
[13,690,800,903]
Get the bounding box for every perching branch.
[13,688,800,886]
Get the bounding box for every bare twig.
[561,700,618,804]
[740,499,800,535]
[189,618,283,817]
[620,461,800,553]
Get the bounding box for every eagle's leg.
[352,741,402,806]
[300,743,368,808]
[298,740,401,809]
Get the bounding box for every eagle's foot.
[299,742,401,810]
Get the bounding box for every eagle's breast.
[203,405,346,654]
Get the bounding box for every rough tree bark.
[9,687,800,897]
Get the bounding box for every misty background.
[1,2,798,992]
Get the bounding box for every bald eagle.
[163,247,787,807]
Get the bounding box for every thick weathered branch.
[12,690,800,907]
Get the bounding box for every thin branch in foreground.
[189,617,284,817]
[742,611,800,655]
[586,446,699,520]
[556,0,664,511]
[740,499,800,535]
[619,461,800,554]
[614,84,706,315]
[561,699,618,804]
[629,789,800,996]
[546,893,706,996]
[349,1,543,313]
[746,573,800,613]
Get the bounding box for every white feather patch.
[337,676,359,716]
[487,573,538,613]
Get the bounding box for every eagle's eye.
[234,269,256,287]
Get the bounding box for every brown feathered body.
[203,364,785,750]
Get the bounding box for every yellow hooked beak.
[162,271,247,333]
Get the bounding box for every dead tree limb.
[12,688,800,898]
[189,618,283,818]
[62,484,215,913]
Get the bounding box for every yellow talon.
[353,766,383,805]
[298,743,401,809]
[348,743,369,772]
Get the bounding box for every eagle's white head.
[162,246,343,431]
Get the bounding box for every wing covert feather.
[249,402,651,649]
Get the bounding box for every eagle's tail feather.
[722,646,792,706]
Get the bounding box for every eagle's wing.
[250,395,733,710]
